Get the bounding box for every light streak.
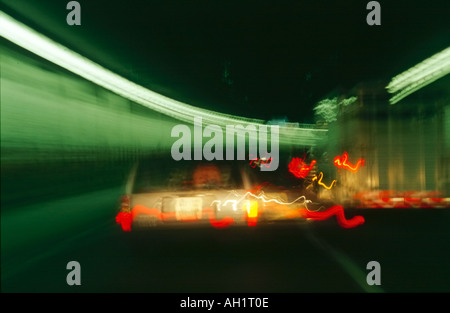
[249,154,273,169]
[228,190,313,208]
[0,11,260,127]
[312,172,337,190]
[116,205,234,231]
[300,205,365,229]
[212,191,311,211]
[0,11,328,145]
[249,156,258,168]
[333,152,365,172]
[386,47,450,104]
[116,200,365,230]
[212,199,238,211]
[288,157,316,178]
[224,200,238,211]
[203,207,235,228]
[353,190,450,208]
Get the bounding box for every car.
[115,155,365,231]
[115,155,305,230]
[116,157,250,230]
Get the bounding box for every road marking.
[303,224,385,293]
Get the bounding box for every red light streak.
[249,154,273,169]
[353,190,450,208]
[289,157,316,178]
[274,205,364,228]
[249,156,257,168]
[247,182,271,194]
[333,152,365,172]
[115,205,234,231]
[203,207,235,228]
[115,202,364,231]
[303,205,365,228]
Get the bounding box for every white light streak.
[386,47,450,104]
[0,11,327,145]
[211,190,318,211]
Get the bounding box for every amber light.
[312,172,337,190]
[243,200,258,226]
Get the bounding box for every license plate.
[175,197,203,220]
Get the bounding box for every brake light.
[243,200,258,226]
[116,212,132,231]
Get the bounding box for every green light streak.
[386,47,450,104]
[0,11,260,126]
[0,11,326,146]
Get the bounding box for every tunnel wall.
[1,42,181,164]
[1,41,182,209]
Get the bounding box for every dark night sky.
[2,0,450,123]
